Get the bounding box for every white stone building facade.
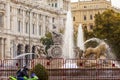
[0,0,70,59]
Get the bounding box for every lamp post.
[28,9,32,53]
[27,5,39,53]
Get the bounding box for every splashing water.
[62,11,74,59]
[13,53,40,59]
[84,37,102,45]
[84,38,116,59]
[2,53,39,67]
[62,61,78,68]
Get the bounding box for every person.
[16,65,29,78]
[30,73,39,80]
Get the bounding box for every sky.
[71,0,120,8]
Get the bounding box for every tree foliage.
[40,32,54,54]
[31,63,48,80]
[85,10,120,59]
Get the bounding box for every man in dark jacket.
[17,65,29,78]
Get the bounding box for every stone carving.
[52,31,63,45]
[83,42,107,59]
[48,45,62,58]
[37,46,46,58]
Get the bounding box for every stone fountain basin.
[77,59,119,68]
[48,68,120,80]
[31,58,64,69]
[31,59,119,69]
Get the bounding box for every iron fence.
[0,59,120,80]
[0,59,32,80]
[31,58,64,69]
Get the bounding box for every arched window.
[25,45,30,53]
[25,45,30,64]
[17,44,23,55]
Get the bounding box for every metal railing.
[0,59,120,80]
[0,59,32,78]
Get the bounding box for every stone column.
[30,12,32,38]
[14,7,18,34]
[49,16,52,31]
[6,0,10,30]
[0,38,4,59]
[4,37,11,59]
[22,10,25,34]
[42,15,46,36]
[13,40,18,58]
[36,14,39,37]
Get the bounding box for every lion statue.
[83,42,108,59]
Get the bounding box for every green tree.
[85,10,120,59]
[40,32,54,54]
[31,63,49,80]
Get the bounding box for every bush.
[31,64,49,80]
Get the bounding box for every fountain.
[84,37,116,60]
[60,9,118,68]
[84,37,102,45]
[62,10,74,59]
[1,9,120,80]
[77,24,85,51]
[61,10,114,68]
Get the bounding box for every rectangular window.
[18,9,20,14]
[84,6,87,8]
[90,25,93,30]
[73,17,75,21]
[10,7,12,12]
[33,12,35,16]
[90,15,93,20]
[55,3,57,7]
[32,24,35,34]
[25,22,28,33]
[39,25,41,35]
[18,20,21,32]
[18,9,22,14]
[26,11,29,16]
[52,3,54,7]
[0,13,3,27]
[84,15,87,20]
[39,14,41,19]
[53,24,56,29]
[52,17,54,23]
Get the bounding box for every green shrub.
[31,64,49,80]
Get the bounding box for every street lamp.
[28,9,32,53]
[27,5,39,53]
